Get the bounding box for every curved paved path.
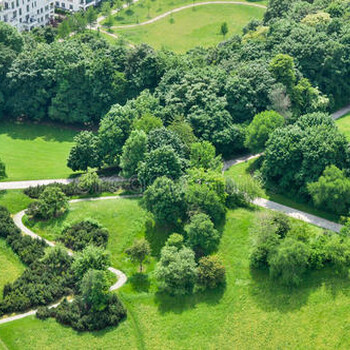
[112,1,267,29]
[0,195,130,325]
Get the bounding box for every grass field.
[113,4,265,52]
[0,239,25,299]
[0,122,79,182]
[2,199,350,349]
[336,112,350,140]
[108,0,267,26]
[225,158,341,223]
[0,190,32,214]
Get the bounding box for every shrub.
[308,165,350,215]
[28,186,68,219]
[0,246,74,316]
[78,169,102,195]
[0,158,6,179]
[197,255,226,290]
[185,213,220,256]
[155,245,197,295]
[60,219,109,251]
[225,176,264,208]
[24,180,121,199]
[268,238,310,286]
[36,306,53,320]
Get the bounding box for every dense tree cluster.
[250,212,350,286]
[2,0,348,160]
[261,113,350,196]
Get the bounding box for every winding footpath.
[0,195,129,325]
[0,105,350,325]
[111,1,267,29]
[94,0,267,41]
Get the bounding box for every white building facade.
[0,0,54,30]
[54,0,101,13]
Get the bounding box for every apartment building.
[0,0,54,30]
[54,0,100,12]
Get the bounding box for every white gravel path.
[0,196,130,325]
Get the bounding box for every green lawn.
[113,4,265,52]
[336,112,350,140]
[0,190,32,214]
[0,239,25,299]
[108,0,266,26]
[2,200,350,349]
[0,122,80,181]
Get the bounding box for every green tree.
[120,130,148,178]
[185,213,220,255]
[81,269,109,311]
[138,146,184,187]
[244,110,285,152]
[29,187,68,219]
[133,114,163,134]
[166,233,184,249]
[155,245,197,295]
[269,54,296,92]
[72,245,111,279]
[268,238,310,286]
[168,116,197,154]
[147,127,186,158]
[105,14,114,31]
[98,104,137,166]
[143,176,186,225]
[67,131,101,172]
[57,19,71,39]
[125,239,151,272]
[197,255,226,290]
[101,1,112,17]
[220,22,228,38]
[261,113,350,195]
[86,6,97,29]
[308,165,350,215]
[190,141,221,171]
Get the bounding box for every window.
[19,8,22,15]
[69,4,72,9]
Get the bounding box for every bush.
[60,219,109,251]
[166,233,184,249]
[0,158,6,179]
[0,246,74,316]
[225,176,264,208]
[53,293,127,331]
[78,170,102,195]
[268,238,310,286]
[36,306,53,320]
[27,186,68,219]
[308,165,350,215]
[24,180,121,199]
[196,255,226,290]
[155,245,197,295]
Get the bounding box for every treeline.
[0,0,349,155]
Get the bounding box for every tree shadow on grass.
[129,272,151,293]
[145,220,173,258]
[154,284,226,315]
[249,267,350,313]
[0,121,79,143]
